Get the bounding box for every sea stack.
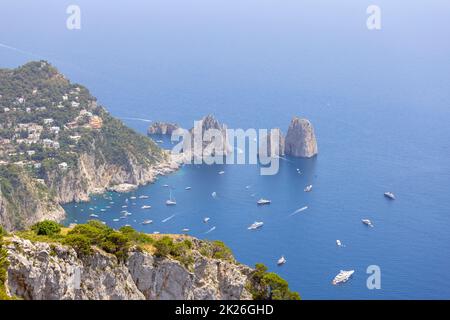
[189,115,232,156]
[147,122,179,135]
[284,117,318,158]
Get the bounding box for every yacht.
[203,217,210,223]
[218,171,225,175]
[304,185,313,192]
[163,184,169,187]
[130,196,137,200]
[248,221,264,230]
[277,256,286,265]
[211,191,217,198]
[141,205,152,209]
[336,240,342,247]
[153,231,160,234]
[156,140,163,143]
[89,214,99,218]
[182,228,190,233]
[362,219,373,227]
[332,270,355,285]
[185,187,192,190]
[100,209,106,212]
[384,192,396,200]
[141,220,153,225]
[113,219,119,222]
[257,198,271,205]
[166,190,177,205]
[139,195,149,199]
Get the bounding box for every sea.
[1,0,450,299]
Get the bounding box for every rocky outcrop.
[258,128,285,158]
[5,236,253,300]
[187,115,232,158]
[148,122,179,135]
[284,117,318,158]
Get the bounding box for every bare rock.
[285,117,318,158]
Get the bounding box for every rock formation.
[147,122,179,135]
[5,236,253,300]
[188,115,232,157]
[284,117,318,158]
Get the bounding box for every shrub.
[0,233,10,300]
[154,236,173,257]
[211,240,233,261]
[31,220,61,236]
[63,234,92,256]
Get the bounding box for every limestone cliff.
[5,236,253,300]
[258,128,285,158]
[284,117,318,158]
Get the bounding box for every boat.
[130,196,137,200]
[163,184,169,187]
[203,217,210,223]
[141,220,153,225]
[89,214,99,218]
[122,205,128,208]
[153,231,160,234]
[100,209,106,212]
[139,195,149,199]
[156,140,163,143]
[218,171,225,175]
[113,219,119,222]
[336,240,342,247]
[245,185,251,189]
[165,190,176,205]
[384,192,396,200]
[182,228,190,233]
[141,205,152,209]
[211,191,217,198]
[304,185,313,192]
[332,270,355,285]
[277,256,286,265]
[362,219,373,227]
[248,221,264,230]
[185,187,192,190]
[257,198,271,205]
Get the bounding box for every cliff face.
[188,115,232,157]
[259,128,285,157]
[284,117,318,158]
[0,170,65,231]
[5,236,253,300]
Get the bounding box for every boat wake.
[289,206,308,216]
[162,214,175,223]
[205,226,216,234]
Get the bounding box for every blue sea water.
[1,0,450,299]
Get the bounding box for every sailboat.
[277,256,286,265]
[166,190,176,206]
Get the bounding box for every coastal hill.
[0,61,178,231]
[0,221,299,300]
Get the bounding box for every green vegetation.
[0,229,10,300]
[248,263,300,300]
[198,240,234,262]
[154,236,194,268]
[31,220,61,236]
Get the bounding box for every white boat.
[384,192,396,200]
[277,256,286,265]
[156,140,163,143]
[332,270,355,285]
[203,217,210,223]
[113,219,119,222]
[185,187,192,190]
[122,205,128,208]
[336,240,342,247]
[139,195,149,199]
[248,221,264,230]
[211,191,217,198]
[153,231,160,234]
[130,196,137,200]
[245,185,251,189]
[165,190,176,205]
[304,185,313,192]
[163,184,169,187]
[141,205,152,209]
[182,228,190,233]
[89,214,99,218]
[218,171,225,175]
[362,219,373,227]
[142,220,153,225]
[257,198,271,205]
